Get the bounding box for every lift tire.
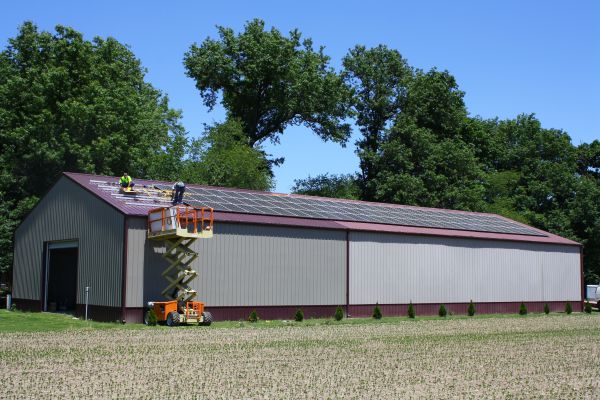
[166,311,180,327]
[201,311,213,326]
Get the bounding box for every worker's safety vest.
[120,176,132,185]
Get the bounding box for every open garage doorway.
[44,241,78,313]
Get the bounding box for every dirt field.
[1,313,599,399]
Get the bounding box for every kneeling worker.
[172,181,186,205]
[119,173,135,190]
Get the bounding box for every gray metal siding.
[349,232,581,305]
[127,220,346,307]
[125,217,160,308]
[13,177,124,307]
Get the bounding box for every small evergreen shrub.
[438,304,447,317]
[407,301,415,319]
[146,309,158,326]
[565,302,572,314]
[519,302,527,316]
[334,306,344,321]
[248,309,259,323]
[372,303,382,320]
[467,300,475,317]
[295,308,304,322]
[584,301,592,314]
[9,303,16,312]
[544,303,550,314]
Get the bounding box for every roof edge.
[63,172,127,215]
[64,172,581,246]
[62,171,513,218]
[211,212,580,247]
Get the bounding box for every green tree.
[248,309,259,323]
[0,22,184,276]
[467,300,476,316]
[334,306,344,321]
[475,114,600,281]
[291,173,359,199]
[183,119,273,191]
[372,303,382,320]
[576,140,600,180]
[184,19,351,153]
[438,304,447,317]
[519,302,528,316]
[366,69,486,210]
[371,117,486,210]
[478,115,578,222]
[342,45,412,200]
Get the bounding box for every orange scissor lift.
[145,206,214,326]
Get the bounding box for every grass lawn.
[0,308,584,332]
[1,310,599,398]
[0,310,149,332]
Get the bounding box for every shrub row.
[245,306,344,323]
[241,301,580,323]
[370,300,577,319]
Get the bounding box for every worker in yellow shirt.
[119,173,135,190]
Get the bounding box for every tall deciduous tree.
[342,45,412,200]
[183,19,351,152]
[0,22,185,276]
[368,69,486,210]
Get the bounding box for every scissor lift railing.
[147,206,213,303]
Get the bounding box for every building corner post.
[121,217,128,323]
[580,246,585,305]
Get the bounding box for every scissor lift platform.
[147,206,214,240]
[145,206,214,326]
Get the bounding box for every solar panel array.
[154,184,544,236]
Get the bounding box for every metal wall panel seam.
[346,230,350,316]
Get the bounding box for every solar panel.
[151,184,545,237]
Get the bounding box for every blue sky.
[3,1,599,193]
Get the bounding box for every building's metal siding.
[125,218,160,308]
[349,232,581,305]
[12,177,124,307]
[127,219,346,307]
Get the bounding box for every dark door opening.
[46,247,78,312]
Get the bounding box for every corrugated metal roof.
[63,172,579,246]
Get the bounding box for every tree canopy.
[366,69,485,210]
[292,173,359,199]
[183,19,351,149]
[342,45,412,200]
[182,119,273,191]
[0,22,185,275]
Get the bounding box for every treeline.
[0,20,598,283]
